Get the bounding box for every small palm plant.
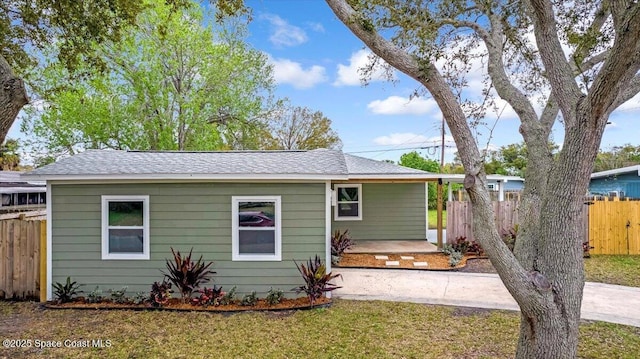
[52,277,83,304]
[293,255,342,305]
[163,247,215,302]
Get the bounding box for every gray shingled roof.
[344,154,429,175]
[23,149,432,180]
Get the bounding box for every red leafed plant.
[292,255,342,305]
[190,286,224,307]
[163,247,215,302]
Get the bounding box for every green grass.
[1,300,638,358]
[428,209,447,229]
[584,255,640,287]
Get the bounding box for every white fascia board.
[346,174,450,181]
[0,187,47,194]
[21,173,349,182]
[590,165,640,179]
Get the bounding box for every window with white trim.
[101,195,150,260]
[232,196,281,261]
[334,184,362,221]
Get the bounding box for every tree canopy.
[22,0,277,160]
[0,0,186,144]
[262,105,342,150]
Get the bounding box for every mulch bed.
[337,252,495,272]
[44,297,332,313]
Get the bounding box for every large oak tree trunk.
[0,55,29,144]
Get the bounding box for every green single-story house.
[24,149,443,300]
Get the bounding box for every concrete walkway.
[333,268,640,327]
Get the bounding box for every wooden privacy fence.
[588,198,640,255]
[447,200,522,243]
[446,200,589,250]
[0,219,46,300]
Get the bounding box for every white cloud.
[261,14,307,47]
[307,22,325,33]
[269,57,327,89]
[334,49,393,86]
[615,92,640,112]
[367,96,438,115]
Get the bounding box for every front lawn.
[1,300,638,358]
[584,255,640,287]
[428,209,447,228]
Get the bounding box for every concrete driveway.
[333,268,640,327]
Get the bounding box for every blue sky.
[240,0,640,162]
[8,0,640,163]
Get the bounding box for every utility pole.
[436,116,445,249]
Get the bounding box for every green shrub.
[109,286,129,304]
[293,255,342,305]
[220,286,237,305]
[266,287,284,305]
[163,247,215,302]
[52,277,83,304]
[449,251,463,267]
[86,286,103,304]
[240,291,258,306]
[133,292,147,305]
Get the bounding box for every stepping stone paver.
[385,261,400,266]
[413,262,429,267]
[400,256,415,260]
[374,255,389,260]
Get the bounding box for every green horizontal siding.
[332,183,426,241]
[50,182,327,297]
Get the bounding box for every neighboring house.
[23,149,446,300]
[590,165,640,198]
[0,171,46,212]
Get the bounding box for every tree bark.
[0,54,29,144]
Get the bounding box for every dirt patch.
[451,306,495,317]
[458,257,497,273]
[0,302,39,337]
[337,252,474,270]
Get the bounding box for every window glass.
[238,202,275,227]
[238,230,276,254]
[337,203,359,217]
[337,187,359,202]
[108,228,144,253]
[109,201,143,226]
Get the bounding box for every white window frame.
[232,196,282,261]
[334,184,362,221]
[101,195,150,260]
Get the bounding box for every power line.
[347,143,456,155]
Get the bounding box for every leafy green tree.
[399,151,441,209]
[0,138,21,171]
[0,0,174,144]
[22,0,276,159]
[262,105,342,150]
[594,144,640,172]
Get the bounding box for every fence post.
[40,220,47,302]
